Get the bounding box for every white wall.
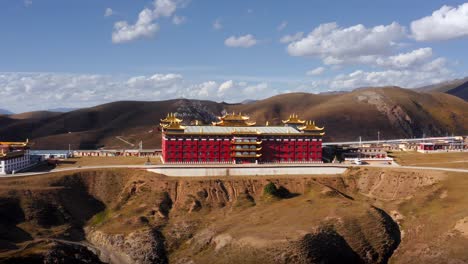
[148,166,346,177]
[0,150,31,175]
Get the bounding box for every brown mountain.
[0,87,466,149]
[417,77,468,101]
[446,81,468,100]
[416,77,468,93]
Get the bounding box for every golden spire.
[282,113,306,125]
[212,112,256,126]
[160,112,183,127]
[298,120,325,135]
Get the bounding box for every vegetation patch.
[90,209,111,226]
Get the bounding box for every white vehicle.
[352,159,362,165]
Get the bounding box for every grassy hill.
[0,87,467,149]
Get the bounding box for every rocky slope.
[0,167,467,263]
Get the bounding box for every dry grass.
[55,156,161,168]
[390,151,468,169]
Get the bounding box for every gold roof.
[0,139,29,147]
[0,139,29,159]
[161,121,186,131]
[212,112,256,126]
[298,121,325,135]
[160,113,182,124]
[282,114,306,125]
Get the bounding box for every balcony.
[232,146,262,151]
[231,139,262,145]
[231,151,262,158]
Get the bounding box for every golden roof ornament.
[212,112,256,126]
[282,113,306,125]
[298,120,325,135]
[160,112,183,127]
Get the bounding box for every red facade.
[162,134,322,164]
[160,113,324,164]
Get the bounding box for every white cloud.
[172,15,186,25]
[112,0,179,43]
[287,22,406,64]
[213,19,223,30]
[218,80,234,95]
[375,48,433,69]
[277,21,288,31]
[112,9,160,43]
[0,72,279,112]
[280,32,304,43]
[411,3,468,41]
[104,8,113,17]
[306,67,325,76]
[224,34,257,48]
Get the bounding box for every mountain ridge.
[0,87,466,149]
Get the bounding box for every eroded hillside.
[0,168,467,263]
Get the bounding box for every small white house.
[0,140,32,175]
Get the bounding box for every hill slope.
[1,167,467,263]
[446,81,468,100]
[0,109,13,115]
[0,87,466,149]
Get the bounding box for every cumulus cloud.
[280,32,304,43]
[172,15,186,25]
[0,72,279,112]
[306,67,325,76]
[411,3,468,41]
[104,8,113,17]
[375,48,433,69]
[224,34,257,48]
[287,22,406,64]
[327,67,451,90]
[277,21,288,31]
[218,80,234,94]
[112,0,179,43]
[213,19,222,30]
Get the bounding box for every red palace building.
[160,113,325,164]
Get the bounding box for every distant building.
[73,149,161,157]
[343,145,393,164]
[160,113,324,164]
[30,150,72,160]
[418,139,467,153]
[0,140,32,175]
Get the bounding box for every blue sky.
[1,0,468,112]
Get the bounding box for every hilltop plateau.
[0,167,467,263]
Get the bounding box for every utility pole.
[377,131,380,145]
[359,136,362,147]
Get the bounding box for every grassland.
[389,151,468,169]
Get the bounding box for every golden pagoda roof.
[160,113,182,124]
[161,121,186,131]
[212,112,256,126]
[298,120,325,135]
[282,114,306,125]
[0,139,29,147]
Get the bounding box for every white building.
[0,140,32,175]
